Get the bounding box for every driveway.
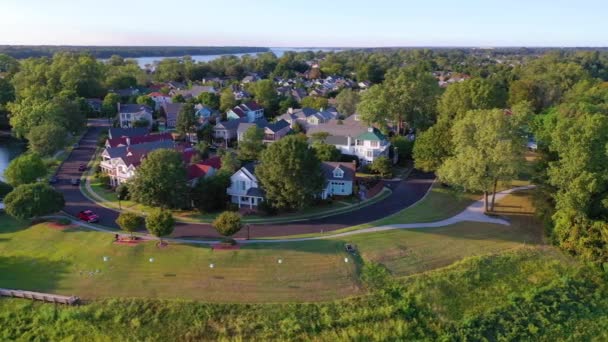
[54,122,435,239]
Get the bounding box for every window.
[366,150,373,158]
[356,140,363,146]
[333,168,344,178]
[370,141,379,148]
[240,181,246,191]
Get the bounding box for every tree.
[250,80,279,116]
[279,96,299,114]
[310,131,330,143]
[129,149,188,209]
[312,142,341,161]
[220,88,236,113]
[335,89,360,116]
[132,118,150,128]
[300,96,328,110]
[145,209,175,244]
[357,66,441,132]
[176,103,197,137]
[136,95,155,109]
[102,93,121,119]
[412,120,453,172]
[198,92,219,109]
[390,136,414,163]
[8,95,85,139]
[238,125,265,161]
[437,78,507,121]
[219,150,241,173]
[172,94,186,103]
[369,156,392,178]
[26,123,67,156]
[193,141,209,160]
[191,172,231,213]
[3,183,65,220]
[212,211,243,238]
[115,212,144,239]
[256,135,325,210]
[437,108,528,212]
[4,153,46,186]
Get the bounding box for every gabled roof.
[321,162,356,182]
[104,140,175,159]
[161,103,184,115]
[265,119,291,133]
[119,103,153,114]
[200,156,222,169]
[108,127,149,139]
[237,118,269,135]
[187,163,213,181]
[243,101,262,111]
[128,132,173,146]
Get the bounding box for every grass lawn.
[0,189,544,302]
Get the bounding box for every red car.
[78,210,99,223]
[78,164,87,172]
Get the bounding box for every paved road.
[54,122,435,239]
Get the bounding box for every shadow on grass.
[0,255,71,293]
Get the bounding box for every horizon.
[3,0,608,47]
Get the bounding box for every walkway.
[53,123,435,239]
[60,185,535,244]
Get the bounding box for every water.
[130,47,344,68]
[0,138,26,181]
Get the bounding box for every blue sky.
[1,0,607,47]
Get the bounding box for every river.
[0,138,26,181]
[130,47,344,68]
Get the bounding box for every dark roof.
[162,103,184,115]
[265,119,290,133]
[237,118,269,134]
[104,140,175,159]
[187,163,213,181]
[119,103,152,114]
[242,162,258,177]
[246,187,265,198]
[243,101,262,111]
[321,162,356,182]
[200,156,222,169]
[108,127,149,139]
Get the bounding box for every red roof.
[128,132,173,145]
[244,101,262,111]
[200,156,221,169]
[148,92,166,97]
[187,163,213,181]
[107,137,128,148]
[231,107,246,118]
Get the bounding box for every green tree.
[136,95,155,109]
[412,120,453,172]
[129,149,188,209]
[335,88,360,116]
[256,135,325,210]
[0,78,15,107]
[369,156,392,178]
[8,95,85,139]
[278,96,299,114]
[26,123,67,156]
[102,93,121,119]
[312,142,341,161]
[3,183,65,220]
[437,108,528,212]
[115,212,144,239]
[198,92,219,109]
[250,79,279,116]
[438,78,507,121]
[219,150,241,174]
[300,96,328,110]
[357,65,441,132]
[191,172,231,213]
[176,103,197,137]
[212,211,243,238]
[4,153,46,186]
[220,88,236,113]
[0,180,13,200]
[145,209,175,244]
[238,125,265,161]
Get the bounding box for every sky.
[1,0,607,47]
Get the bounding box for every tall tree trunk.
[490,179,498,212]
[484,191,489,213]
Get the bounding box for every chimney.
[347,135,352,146]
[288,107,293,114]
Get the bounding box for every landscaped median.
[79,161,392,225]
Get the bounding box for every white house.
[118,104,154,128]
[320,162,355,198]
[148,92,172,110]
[227,101,264,123]
[227,162,265,208]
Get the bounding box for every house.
[226,101,264,123]
[306,107,339,126]
[105,132,173,148]
[236,118,269,142]
[263,120,292,143]
[194,104,216,124]
[85,98,103,113]
[214,118,246,142]
[161,103,184,128]
[306,117,391,164]
[320,162,356,198]
[233,90,251,100]
[172,85,218,99]
[148,92,172,110]
[112,88,140,98]
[278,107,340,129]
[241,74,260,85]
[167,81,186,90]
[291,88,308,102]
[108,127,149,140]
[118,104,154,128]
[226,162,265,208]
[358,81,371,89]
[186,157,221,185]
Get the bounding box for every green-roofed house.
[351,127,391,164]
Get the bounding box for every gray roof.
[237,118,269,135]
[119,104,153,114]
[265,119,290,133]
[216,117,248,131]
[242,162,258,177]
[108,127,149,139]
[278,107,320,122]
[161,103,184,115]
[323,135,350,146]
[104,140,175,159]
[306,120,368,140]
[178,85,217,98]
[321,162,356,182]
[246,187,265,198]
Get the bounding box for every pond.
[0,137,26,181]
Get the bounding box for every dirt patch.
[47,222,74,230]
[114,238,147,246]
[211,244,241,251]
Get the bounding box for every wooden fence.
[0,288,79,305]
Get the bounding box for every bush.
[257,200,278,216]
[360,262,392,289]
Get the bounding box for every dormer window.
[333,167,344,178]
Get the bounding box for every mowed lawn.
[0,190,543,302]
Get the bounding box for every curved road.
[54,122,435,239]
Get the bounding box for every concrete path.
[57,185,535,245]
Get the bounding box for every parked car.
[78,210,99,223]
[71,178,80,186]
[48,176,58,184]
[78,164,87,171]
